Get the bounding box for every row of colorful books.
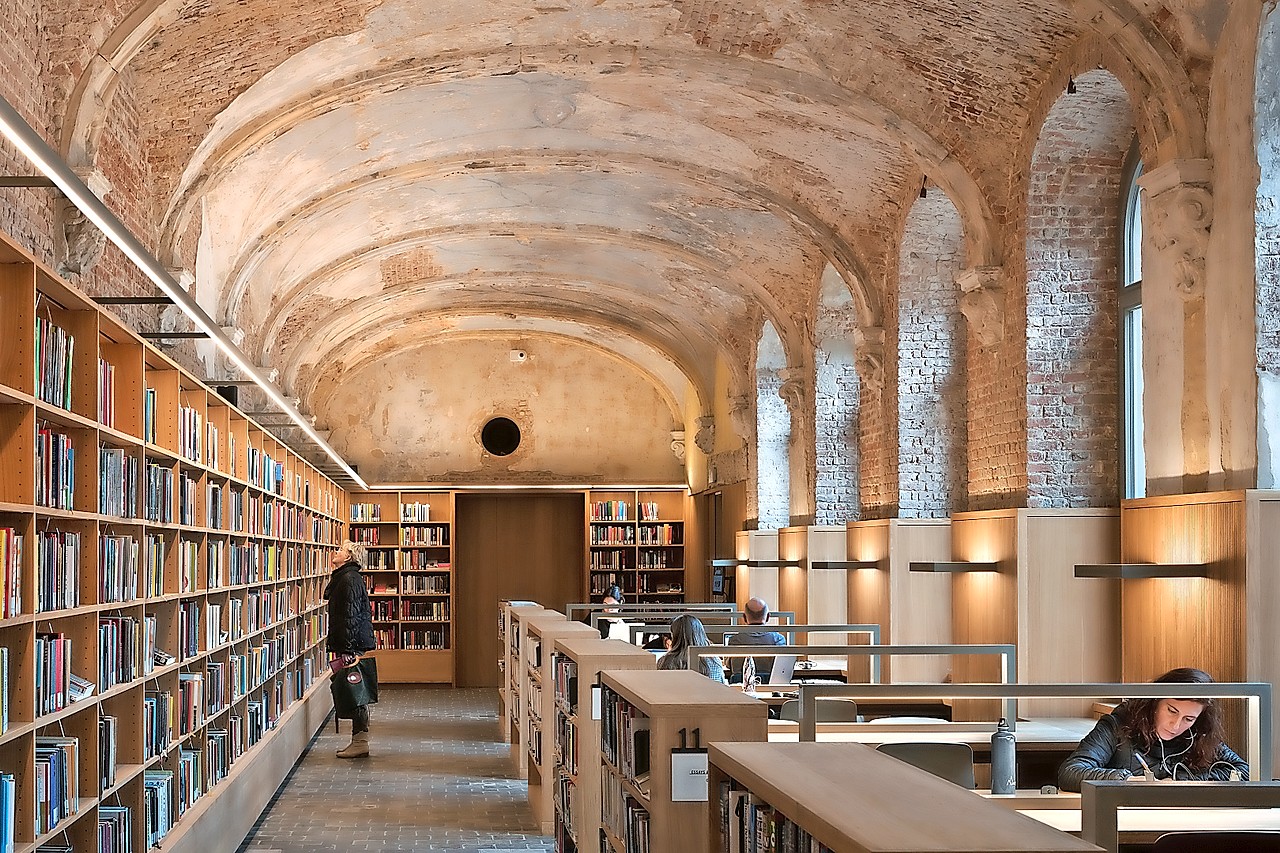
[99,446,139,518]
[35,422,75,511]
[718,784,836,853]
[36,316,74,411]
[97,358,116,429]
[100,535,140,601]
[179,405,203,463]
[0,527,21,619]
[34,735,80,836]
[37,529,80,613]
[145,462,174,523]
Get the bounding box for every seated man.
[726,597,786,683]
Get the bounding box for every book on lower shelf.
[0,527,19,620]
[97,804,131,853]
[144,769,174,846]
[718,785,834,853]
[0,773,15,853]
[35,631,71,716]
[34,735,80,836]
[36,529,80,613]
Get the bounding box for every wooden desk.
[708,741,1099,852]
[765,717,1094,751]
[1017,806,1280,842]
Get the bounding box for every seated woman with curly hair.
[1058,667,1249,791]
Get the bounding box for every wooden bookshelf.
[599,669,767,853]
[498,599,539,744]
[707,742,1098,853]
[550,637,655,853]
[587,489,688,606]
[524,614,601,834]
[507,604,551,772]
[0,226,346,853]
[346,490,454,683]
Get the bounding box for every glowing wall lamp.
[1073,563,1209,579]
[908,561,999,572]
[0,95,368,489]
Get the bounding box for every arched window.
[1121,144,1145,499]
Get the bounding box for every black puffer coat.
[325,561,375,655]
[1058,704,1249,791]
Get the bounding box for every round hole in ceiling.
[481,417,521,456]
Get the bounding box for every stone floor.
[237,687,554,852]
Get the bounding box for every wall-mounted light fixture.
[0,95,369,490]
[919,178,929,199]
[908,561,999,573]
[1067,77,1077,94]
[1073,563,1209,579]
[810,561,881,570]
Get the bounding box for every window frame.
[1119,142,1145,500]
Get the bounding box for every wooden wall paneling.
[777,527,809,628]
[1119,492,1245,684]
[798,526,854,675]
[1017,509,1121,718]
[1121,491,1248,759]
[738,529,780,613]
[455,493,586,687]
[1246,491,1280,773]
[733,529,751,612]
[683,492,706,602]
[889,519,953,683]
[846,520,890,681]
[0,259,34,396]
[950,510,1018,721]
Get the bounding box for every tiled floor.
[237,687,554,852]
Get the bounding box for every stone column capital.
[956,265,1005,347]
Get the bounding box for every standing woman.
[326,540,376,758]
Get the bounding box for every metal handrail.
[690,643,1018,701]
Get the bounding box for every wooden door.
[455,493,585,687]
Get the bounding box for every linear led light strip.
[0,95,369,490]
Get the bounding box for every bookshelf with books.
[598,670,767,853]
[346,491,454,683]
[587,489,688,606]
[499,602,541,747]
[505,604,548,773]
[0,228,347,853]
[549,636,655,853]
[523,612,600,834]
[706,742,1097,853]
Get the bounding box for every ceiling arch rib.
[308,317,700,426]
[160,43,994,277]
[259,243,747,369]
[289,295,720,415]
[275,274,731,392]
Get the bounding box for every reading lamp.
[0,94,368,490]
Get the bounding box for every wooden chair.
[778,698,860,722]
[875,742,976,789]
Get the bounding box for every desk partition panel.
[793,682,1272,782]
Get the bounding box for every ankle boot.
[337,731,370,758]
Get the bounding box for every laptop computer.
[766,654,797,685]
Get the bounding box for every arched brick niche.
[1025,69,1133,507]
[756,321,790,529]
[816,264,860,524]
[898,191,967,517]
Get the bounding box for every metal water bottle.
[990,717,1017,794]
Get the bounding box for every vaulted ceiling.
[62,0,1177,478]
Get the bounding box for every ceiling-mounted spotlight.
[1067,77,1077,95]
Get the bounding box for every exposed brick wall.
[756,323,790,529]
[815,354,859,524]
[0,0,55,263]
[1024,71,1129,508]
[897,192,967,517]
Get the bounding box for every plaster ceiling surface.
[109,0,1093,443]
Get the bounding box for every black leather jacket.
[324,562,375,655]
[1058,706,1249,792]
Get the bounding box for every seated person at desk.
[597,585,632,642]
[657,614,727,684]
[1058,667,1249,792]
[726,597,786,683]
